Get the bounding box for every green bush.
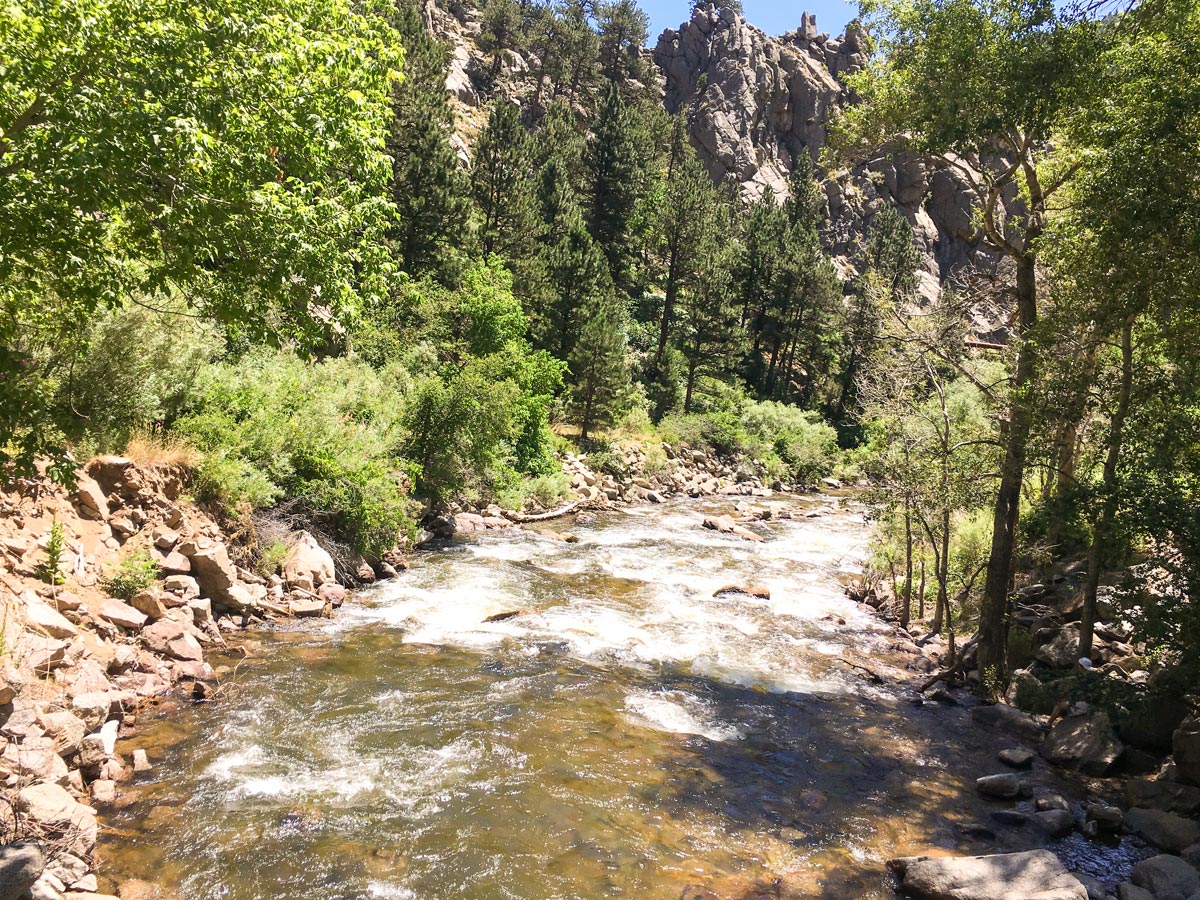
[175,350,415,556]
[658,411,745,457]
[102,549,158,600]
[740,400,839,483]
[51,302,219,451]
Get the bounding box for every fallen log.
[501,498,586,523]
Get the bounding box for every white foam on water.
[367,882,418,899]
[623,690,743,742]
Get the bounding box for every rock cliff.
[424,0,998,299]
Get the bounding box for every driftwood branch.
[501,498,586,523]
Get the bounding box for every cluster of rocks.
[0,457,399,899]
[444,440,830,541]
[932,700,1200,900]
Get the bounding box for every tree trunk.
[902,501,913,630]
[1080,316,1134,660]
[976,245,1040,678]
[918,558,927,620]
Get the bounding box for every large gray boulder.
[0,840,45,900]
[893,850,1088,900]
[1035,624,1082,668]
[1125,808,1200,854]
[1176,714,1200,788]
[1129,854,1200,900]
[1040,710,1123,775]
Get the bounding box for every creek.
[98,496,1134,899]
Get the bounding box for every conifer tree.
[678,204,741,412]
[588,80,643,290]
[569,287,630,440]
[472,100,539,261]
[597,0,650,83]
[387,1,472,282]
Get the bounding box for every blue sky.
[639,0,860,43]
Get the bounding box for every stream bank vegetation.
[2,0,1198,727]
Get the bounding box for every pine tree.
[587,80,642,290]
[569,286,630,440]
[597,0,650,83]
[386,1,472,282]
[678,203,741,412]
[472,100,539,262]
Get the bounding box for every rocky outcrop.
[652,6,995,300]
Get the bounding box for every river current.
[98,496,1128,899]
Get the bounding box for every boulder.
[1129,854,1200,900]
[17,783,98,858]
[22,595,79,639]
[161,574,198,598]
[71,476,109,521]
[288,598,327,618]
[999,747,1036,769]
[1176,715,1200,788]
[128,591,168,621]
[977,773,1022,799]
[1040,711,1123,775]
[1116,885,1154,900]
[70,692,114,730]
[713,585,771,600]
[1127,778,1200,817]
[893,850,1088,900]
[971,703,1045,744]
[0,840,46,900]
[140,619,203,662]
[317,583,347,607]
[1085,803,1123,832]
[1125,808,1200,854]
[281,532,335,588]
[1036,624,1083,668]
[187,544,245,611]
[1034,808,1076,837]
[96,599,147,631]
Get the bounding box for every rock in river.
[891,850,1088,900]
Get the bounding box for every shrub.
[658,411,745,457]
[101,549,158,600]
[51,302,219,451]
[740,400,838,483]
[37,521,66,586]
[175,350,415,556]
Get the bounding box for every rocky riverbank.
[0,456,408,900]
[841,560,1200,900]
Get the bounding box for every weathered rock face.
[652,7,995,299]
[892,850,1088,900]
[654,6,852,199]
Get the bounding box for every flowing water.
[99,496,1135,899]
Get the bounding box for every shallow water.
[98,497,1137,899]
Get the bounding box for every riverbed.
[97,496,1133,898]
